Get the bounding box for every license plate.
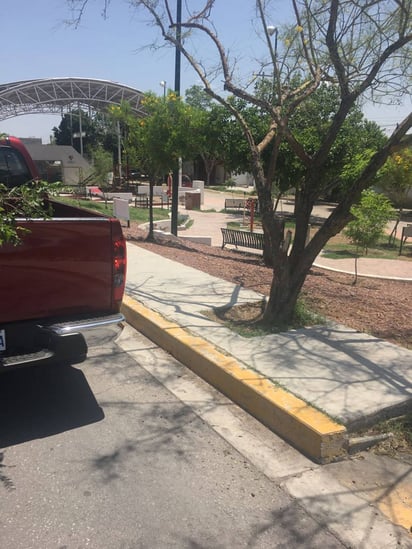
[0,329,5,351]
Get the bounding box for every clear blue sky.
[0,0,410,142]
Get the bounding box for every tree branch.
[326,0,350,95]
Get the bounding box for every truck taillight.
[112,224,127,308]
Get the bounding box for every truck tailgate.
[0,217,117,324]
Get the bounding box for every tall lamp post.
[170,0,182,236]
[160,80,167,99]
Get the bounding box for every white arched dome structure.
[0,77,145,120]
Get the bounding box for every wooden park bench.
[221,228,264,250]
[221,227,294,253]
[224,198,247,211]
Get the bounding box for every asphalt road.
[0,326,409,548]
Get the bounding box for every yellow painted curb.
[121,294,348,463]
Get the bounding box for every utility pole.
[78,104,84,158]
[171,0,182,236]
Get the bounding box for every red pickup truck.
[0,137,126,369]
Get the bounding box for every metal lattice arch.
[0,77,146,121]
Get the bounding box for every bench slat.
[221,228,264,250]
[224,198,246,210]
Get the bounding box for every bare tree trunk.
[201,154,216,186]
[263,261,305,326]
[261,181,350,325]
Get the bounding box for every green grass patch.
[376,413,412,445]
[203,298,324,338]
[357,412,412,458]
[58,196,170,224]
[177,214,198,230]
[292,299,325,328]
[226,221,247,229]
[323,235,408,260]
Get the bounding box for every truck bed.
[1,199,123,322]
[0,198,126,368]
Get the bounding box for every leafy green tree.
[90,145,113,187]
[377,148,412,243]
[185,86,270,185]
[69,0,412,327]
[0,181,60,246]
[52,109,116,158]
[109,95,197,238]
[138,92,198,172]
[187,82,385,203]
[185,85,214,111]
[284,86,386,202]
[1,132,60,245]
[344,190,395,283]
[378,149,412,208]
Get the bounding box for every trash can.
[185,191,201,210]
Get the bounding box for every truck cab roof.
[0,135,40,187]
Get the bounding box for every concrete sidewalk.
[122,242,412,462]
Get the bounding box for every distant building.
[21,138,93,185]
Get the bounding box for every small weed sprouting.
[203,298,325,338]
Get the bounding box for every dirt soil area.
[123,223,412,459]
[123,223,411,350]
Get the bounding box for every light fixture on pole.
[266,25,278,56]
[160,80,167,99]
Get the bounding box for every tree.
[0,181,59,246]
[252,80,386,206]
[90,145,113,187]
[109,95,198,239]
[377,148,412,243]
[283,85,386,202]
[378,148,412,207]
[344,190,395,283]
[1,132,60,245]
[53,109,116,158]
[185,86,228,185]
[69,0,412,326]
[185,86,270,185]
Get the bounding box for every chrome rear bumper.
[48,313,125,348]
[1,313,125,371]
